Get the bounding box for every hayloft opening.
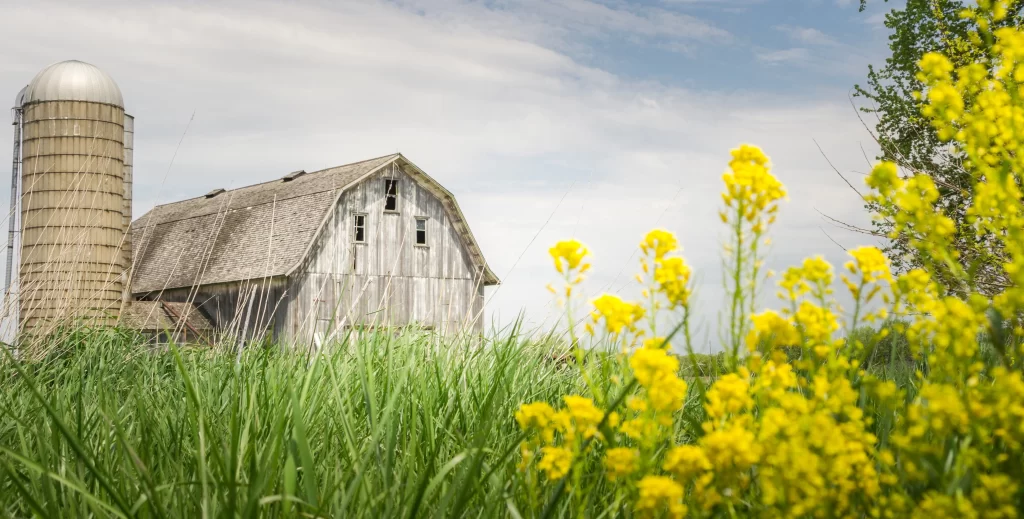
[384,179,398,211]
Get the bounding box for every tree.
[853,0,1023,296]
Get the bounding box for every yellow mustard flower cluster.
[549,239,590,275]
[547,239,591,313]
[866,163,959,276]
[720,144,787,232]
[635,476,687,519]
[515,394,617,481]
[638,229,694,314]
[622,343,688,438]
[514,4,1024,516]
[639,229,679,260]
[589,293,645,336]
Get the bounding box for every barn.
[128,153,499,346]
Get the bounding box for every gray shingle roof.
[130,154,397,293]
[130,153,498,294]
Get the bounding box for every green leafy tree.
[854,0,1023,296]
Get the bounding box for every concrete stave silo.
[16,60,127,335]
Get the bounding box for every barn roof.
[130,153,499,294]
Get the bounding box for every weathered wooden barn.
[129,153,499,345]
[121,301,214,345]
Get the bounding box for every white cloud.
[774,24,842,46]
[756,47,812,64]
[0,0,881,346]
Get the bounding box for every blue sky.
[0,0,904,345]
[558,0,890,93]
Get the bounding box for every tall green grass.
[0,327,585,517]
[0,322,922,517]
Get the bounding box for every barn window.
[353,213,366,243]
[415,217,428,246]
[384,179,398,211]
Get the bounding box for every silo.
[18,60,126,335]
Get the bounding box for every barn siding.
[286,162,485,343]
[137,277,287,344]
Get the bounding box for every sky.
[0,0,903,347]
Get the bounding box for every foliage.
[514,3,1024,516]
[678,353,727,378]
[854,0,1024,295]
[0,327,582,517]
[849,321,915,369]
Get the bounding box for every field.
[7,3,1024,517]
[0,323,927,518]
[0,328,582,517]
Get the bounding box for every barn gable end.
[284,160,490,342]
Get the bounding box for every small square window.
[384,179,398,211]
[353,213,366,243]
[415,217,427,245]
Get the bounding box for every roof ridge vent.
[204,188,225,198]
[282,170,307,182]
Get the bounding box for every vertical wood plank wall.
[284,162,485,344]
[140,278,286,344]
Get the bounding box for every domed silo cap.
[22,60,124,108]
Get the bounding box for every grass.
[0,326,588,518]
[0,322,924,518]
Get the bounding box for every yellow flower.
[793,301,840,350]
[515,29,1024,511]
[620,416,659,441]
[701,424,761,471]
[654,256,692,308]
[641,229,679,259]
[591,294,645,334]
[705,373,753,419]
[970,474,1019,517]
[779,256,833,301]
[642,337,671,350]
[846,246,893,284]
[629,346,680,388]
[645,374,688,415]
[865,161,903,196]
[721,144,786,228]
[752,360,797,398]
[563,395,604,437]
[515,401,555,431]
[603,447,639,481]
[663,444,711,479]
[537,446,573,480]
[635,476,687,519]
[917,52,954,82]
[549,239,590,274]
[746,310,799,352]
